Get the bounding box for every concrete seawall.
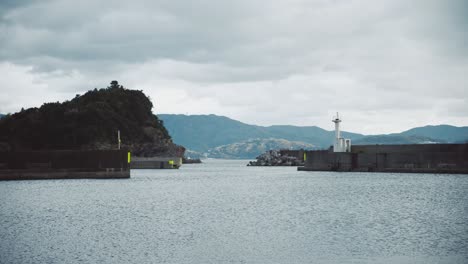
[0,150,130,180]
[0,169,129,180]
[131,157,182,169]
[299,143,468,174]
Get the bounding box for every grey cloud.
[0,0,260,65]
[0,0,467,133]
[2,0,466,81]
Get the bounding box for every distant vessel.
[299,114,468,173]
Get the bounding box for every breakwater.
[248,149,306,166]
[299,143,468,173]
[0,150,130,180]
[183,157,202,164]
[131,157,182,169]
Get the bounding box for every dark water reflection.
[1,159,467,263]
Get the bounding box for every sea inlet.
[1,159,467,264]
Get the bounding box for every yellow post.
[303,152,307,161]
[118,130,121,150]
[128,152,131,163]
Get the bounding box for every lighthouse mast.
[331,112,352,152]
[332,112,342,152]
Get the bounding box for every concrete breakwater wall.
[0,150,130,180]
[299,143,468,173]
[182,157,202,164]
[131,157,182,169]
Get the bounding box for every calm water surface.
[1,159,467,264]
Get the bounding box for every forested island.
[0,81,184,157]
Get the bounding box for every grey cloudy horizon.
[0,0,467,134]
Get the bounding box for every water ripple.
[1,160,467,263]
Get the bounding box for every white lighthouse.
[332,112,351,152]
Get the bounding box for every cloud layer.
[1,0,467,134]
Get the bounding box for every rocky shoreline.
[247,150,305,166]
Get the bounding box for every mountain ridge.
[397,124,468,143]
[159,114,468,158]
[1,111,466,159]
[208,138,315,159]
[159,114,364,153]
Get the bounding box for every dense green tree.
[0,81,175,154]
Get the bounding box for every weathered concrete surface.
[0,150,130,180]
[298,166,468,174]
[299,143,468,173]
[131,157,182,169]
[0,169,129,180]
[182,157,202,164]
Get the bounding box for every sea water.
[1,159,467,264]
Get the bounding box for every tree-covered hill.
[208,138,315,159]
[352,135,444,145]
[0,81,184,157]
[398,125,468,143]
[158,114,270,152]
[159,114,363,152]
[159,114,468,158]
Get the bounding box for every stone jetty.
[248,149,305,166]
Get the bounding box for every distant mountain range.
[208,138,315,159]
[352,135,442,145]
[2,111,466,158]
[159,114,362,152]
[159,114,468,158]
[396,125,468,143]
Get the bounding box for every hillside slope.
[159,114,362,152]
[160,114,468,158]
[398,125,468,143]
[159,114,272,152]
[353,135,444,145]
[208,138,315,159]
[0,81,184,157]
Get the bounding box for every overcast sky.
[0,0,467,134]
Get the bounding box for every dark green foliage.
[0,81,171,150]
